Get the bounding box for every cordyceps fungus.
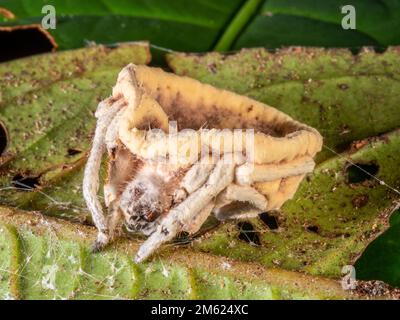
[82,64,323,262]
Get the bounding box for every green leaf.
[355,210,400,287]
[3,0,400,56]
[0,206,392,300]
[1,45,399,297]
[0,0,244,51]
[234,0,400,49]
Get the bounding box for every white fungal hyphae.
[83,64,323,262]
[41,265,59,291]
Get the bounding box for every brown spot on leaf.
[207,62,217,74]
[306,224,319,233]
[349,139,369,153]
[66,148,82,157]
[339,124,351,135]
[352,194,369,209]
[0,7,15,19]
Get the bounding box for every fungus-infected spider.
[83,64,322,263]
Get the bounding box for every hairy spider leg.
[83,98,126,250]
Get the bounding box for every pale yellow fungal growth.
[83,63,323,262]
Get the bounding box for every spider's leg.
[83,98,125,250]
[235,156,315,185]
[182,201,215,234]
[173,154,217,203]
[107,201,124,238]
[135,154,238,263]
[105,107,126,152]
[103,107,127,207]
[213,184,268,221]
[92,200,123,252]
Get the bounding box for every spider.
[83,64,322,263]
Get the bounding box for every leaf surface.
[0,45,399,297]
[2,206,395,300]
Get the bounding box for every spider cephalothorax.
[83,64,323,262]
